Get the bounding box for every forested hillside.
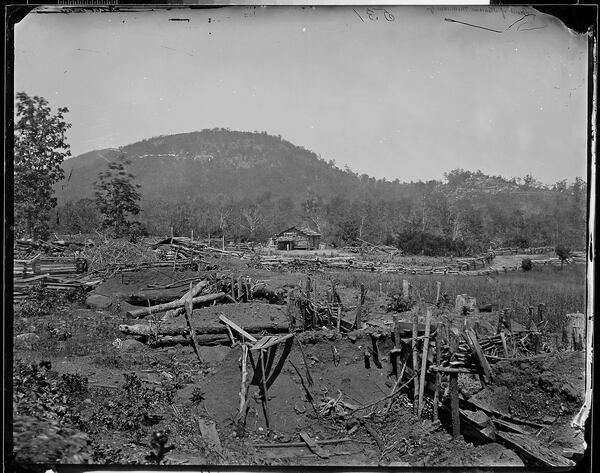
[53,129,587,254]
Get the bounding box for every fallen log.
[147,334,230,347]
[126,290,188,306]
[125,292,225,318]
[119,321,289,337]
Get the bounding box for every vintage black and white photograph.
[8,4,594,469]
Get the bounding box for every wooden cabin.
[275,226,321,250]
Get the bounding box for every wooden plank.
[460,397,547,429]
[251,333,295,351]
[430,366,475,374]
[495,431,575,467]
[433,323,442,421]
[259,349,270,428]
[299,432,330,458]
[465,328,493,384]
[449,328,461,439]
[492,418,530,435]
[418,307,432,416]
[218,314,258,343]
[412,309,419,415]
[197,418,222,453]
[252,336,276,350]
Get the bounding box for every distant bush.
[556,245,571,260]
[391,231,468,257]
[521,258,533,271]
[555,245,572,269]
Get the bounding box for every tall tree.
[94,155,142,237]
[14,92,71,239]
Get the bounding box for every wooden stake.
[305,277,312,331]
[393,315,401,348]
[286,288,293,329]
[537,303,546,327]
[236,344,250,429]
[313,279,318,328]
[433,323,442,421]
[504,308,512,333]
[500,331,509,357]
[403,279,410,299]
[184,283,203,364]
[528,306,535,328]
[436,281,441,304]
[449,329,460,438]
[418,307,432,417]
[336,306,341,332]
[412,308,419,415]
[259,349,270,428]
[356,283,366,330]
[496,310,504,335]
[237,275,243,301]
[384,357,407,416]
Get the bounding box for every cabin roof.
[276,225,321,237]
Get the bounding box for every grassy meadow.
[324,264,586,333]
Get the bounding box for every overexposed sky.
[14,5,589,184]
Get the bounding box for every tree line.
[54,169,587,254]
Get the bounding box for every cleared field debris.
[12,236,588,467]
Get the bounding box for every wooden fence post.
[356,284,366,330]
[433,322,442,422]
[412,307,419,415]
[449,328,460,438]
[417,307,432,417]
[403,280,410,300]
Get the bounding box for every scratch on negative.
[444,18,503,34]
[519,25,547,32]
[507,14,534,30]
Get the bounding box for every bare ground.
[12,264,588,467]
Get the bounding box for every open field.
[11,239,589,468]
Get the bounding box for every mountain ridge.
[56,129,371,204]
[54,129,586,251]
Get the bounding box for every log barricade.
[253,245,584,275]
[387,315,573,466]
